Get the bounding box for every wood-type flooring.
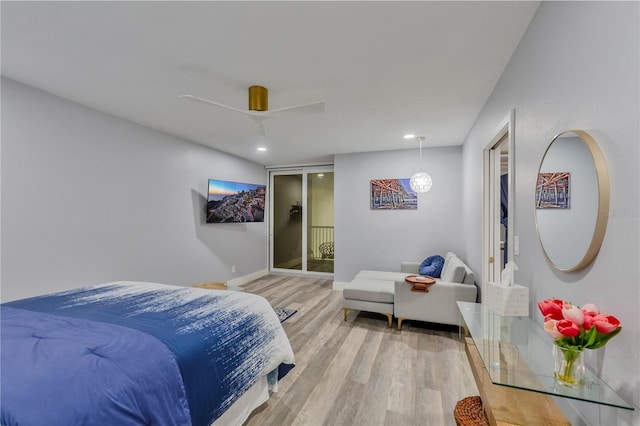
[242,275,479,426]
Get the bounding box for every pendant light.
[410,136,433,193]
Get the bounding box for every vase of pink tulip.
[538,298,622,388]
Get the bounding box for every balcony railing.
[309,226,334,259]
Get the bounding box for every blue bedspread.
[1,281,295,426]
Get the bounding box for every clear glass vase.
[553,345,585,388]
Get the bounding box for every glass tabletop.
[457,301,634,410]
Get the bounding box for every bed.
[0,281,295,425]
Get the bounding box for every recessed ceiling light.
[404,134,415,139]
[257,147,267,152]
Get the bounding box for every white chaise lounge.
[343,252,478,329]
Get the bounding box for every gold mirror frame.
[535,130,610,272]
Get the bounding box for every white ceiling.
[1,1,539,166]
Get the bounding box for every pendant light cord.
[417,136,425,171]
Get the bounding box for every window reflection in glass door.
[307,172,334,273]
[272,174,303,270]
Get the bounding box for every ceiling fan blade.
[180,90,323,137]
[266,100,325,116]
[252,117,267,136]
[179,94,250,115]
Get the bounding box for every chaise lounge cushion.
[343,278,394,304]
[355,270,407,282]
[418,255,445,277]
[441,255,466,283]
[462,264,475,285]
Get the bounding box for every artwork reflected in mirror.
[535,130,609,272]
[536,172,571,209]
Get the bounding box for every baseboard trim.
[227,269,269,287]
[333,281,349,291]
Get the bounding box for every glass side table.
[457,301,634,411]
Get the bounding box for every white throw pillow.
[441,256,466,283]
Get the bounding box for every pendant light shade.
[410,171,433,193]
[410,136,433,193]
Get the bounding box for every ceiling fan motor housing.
[248,86,268,111]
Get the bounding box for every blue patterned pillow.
[419,255,445,277]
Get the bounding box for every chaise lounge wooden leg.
[397,317,404,331]
[384,313,393,328]
[343,308,350,321]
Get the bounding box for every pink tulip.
[591,314,621,334]
[544,314,557,323]
[581,303,599,315]
[543,319,564,339]
[557,319,581,337]
[583,312,597,330]
[538,298,564,320]
[562,302,584,326]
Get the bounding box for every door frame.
[482,109,515,292]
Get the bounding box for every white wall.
[334,146,463,283]
[462,2,639,424]
[1,78,268,302]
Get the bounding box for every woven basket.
[453,396,489,426]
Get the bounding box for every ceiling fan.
[179,85,324,136]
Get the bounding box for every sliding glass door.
[270,167,334,274]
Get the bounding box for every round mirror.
[535,130,610,272]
